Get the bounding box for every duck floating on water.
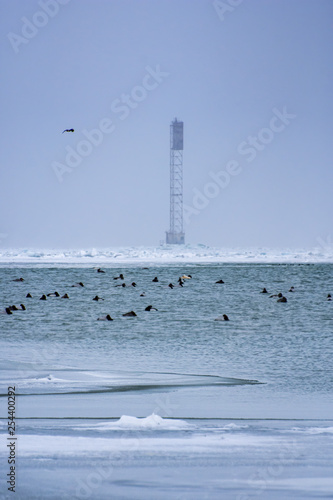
[97,314,113,321]
[122,311,137,317]
[215,314,229,321]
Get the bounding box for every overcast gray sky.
[1,0,332,249]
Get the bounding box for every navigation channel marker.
[166,118,185,245]
[171,119,183,150]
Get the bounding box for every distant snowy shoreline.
[0,245,332,264]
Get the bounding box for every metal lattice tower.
[166,118,185,244]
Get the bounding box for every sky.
[0,0,332,249]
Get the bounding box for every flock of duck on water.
[1,268,332,320]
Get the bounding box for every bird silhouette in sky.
[62,128,74,133]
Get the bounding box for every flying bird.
[62,128,74,133]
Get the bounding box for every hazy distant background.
[1,0,332,249]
